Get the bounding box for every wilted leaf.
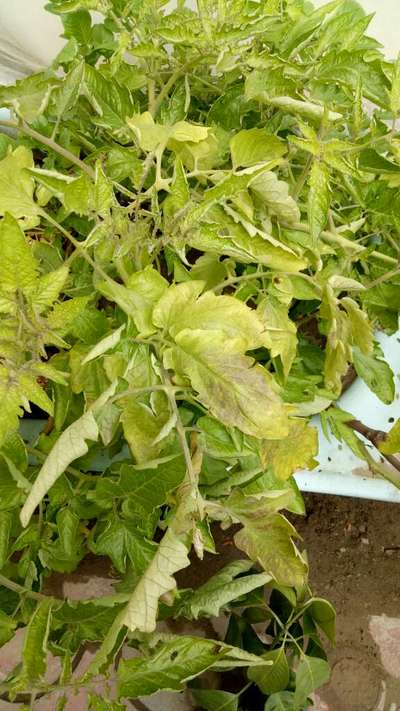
[184,560,271,619]
[117,636,269,697]
[120,525,190,633]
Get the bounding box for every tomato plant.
[0,0,399,708]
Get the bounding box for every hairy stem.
[0,119,95,179]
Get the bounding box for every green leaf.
[0,213,38,292]
[353,347,395,405]
[40,509,85,573]
[294,656,330,708]
[191,689,238,711]
[230,129,287,169]
[120,397,170,465]
[0,511,12,569]
[0,146,39,219]
[379,419,400,455]
[83,64,135,132]
[264,691,296,711]
[30,168,94,215]
[95,458,186,515]
[22,599,53,682]
[0,609,17,647]
[92,519,156,575]
[120,525,190,633]
[117,636,269,697]
[308,598,336,644]
[184,560,271,619]
[169,330,289,440]
[55,60,85,123]
[308,161,330,245]
[62,9,92,45]
[0,72,56,122]
[248,648,290,695]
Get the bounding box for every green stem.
[0,120,95,179]
[0,573,48,602]
[367,264,400,289]
[148,67,184,116]
[41,210,114,282]
[288,222,398,266]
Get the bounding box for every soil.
[296,494,400,711]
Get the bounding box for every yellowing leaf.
[258,296,297,378]
[125,266,168,335]
[261,419,318,480]
[31,265,69,311]
[230,128,287,169]
[249,170,300,224]
[379,419,400,455]
[169,329,289,440]
[342,297,373,356]
[226,492,307,588]
[128,112,208,152]
[0,213,38,292]
[152,281,205,332]
[120,396,170,464]
[268,96,342,122]
[308,161,330,245]
[0,146,39,219]
[321,287,352,396]
[156,284,265,349]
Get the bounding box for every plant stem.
[367,264,400,289]
[41,210,113,282]
[0,573,48,602]
[288,222,398,266]
[148,67,184,116]
[346,419,400,474]
[0,120,95,179]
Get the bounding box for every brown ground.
[296,494,400,711]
